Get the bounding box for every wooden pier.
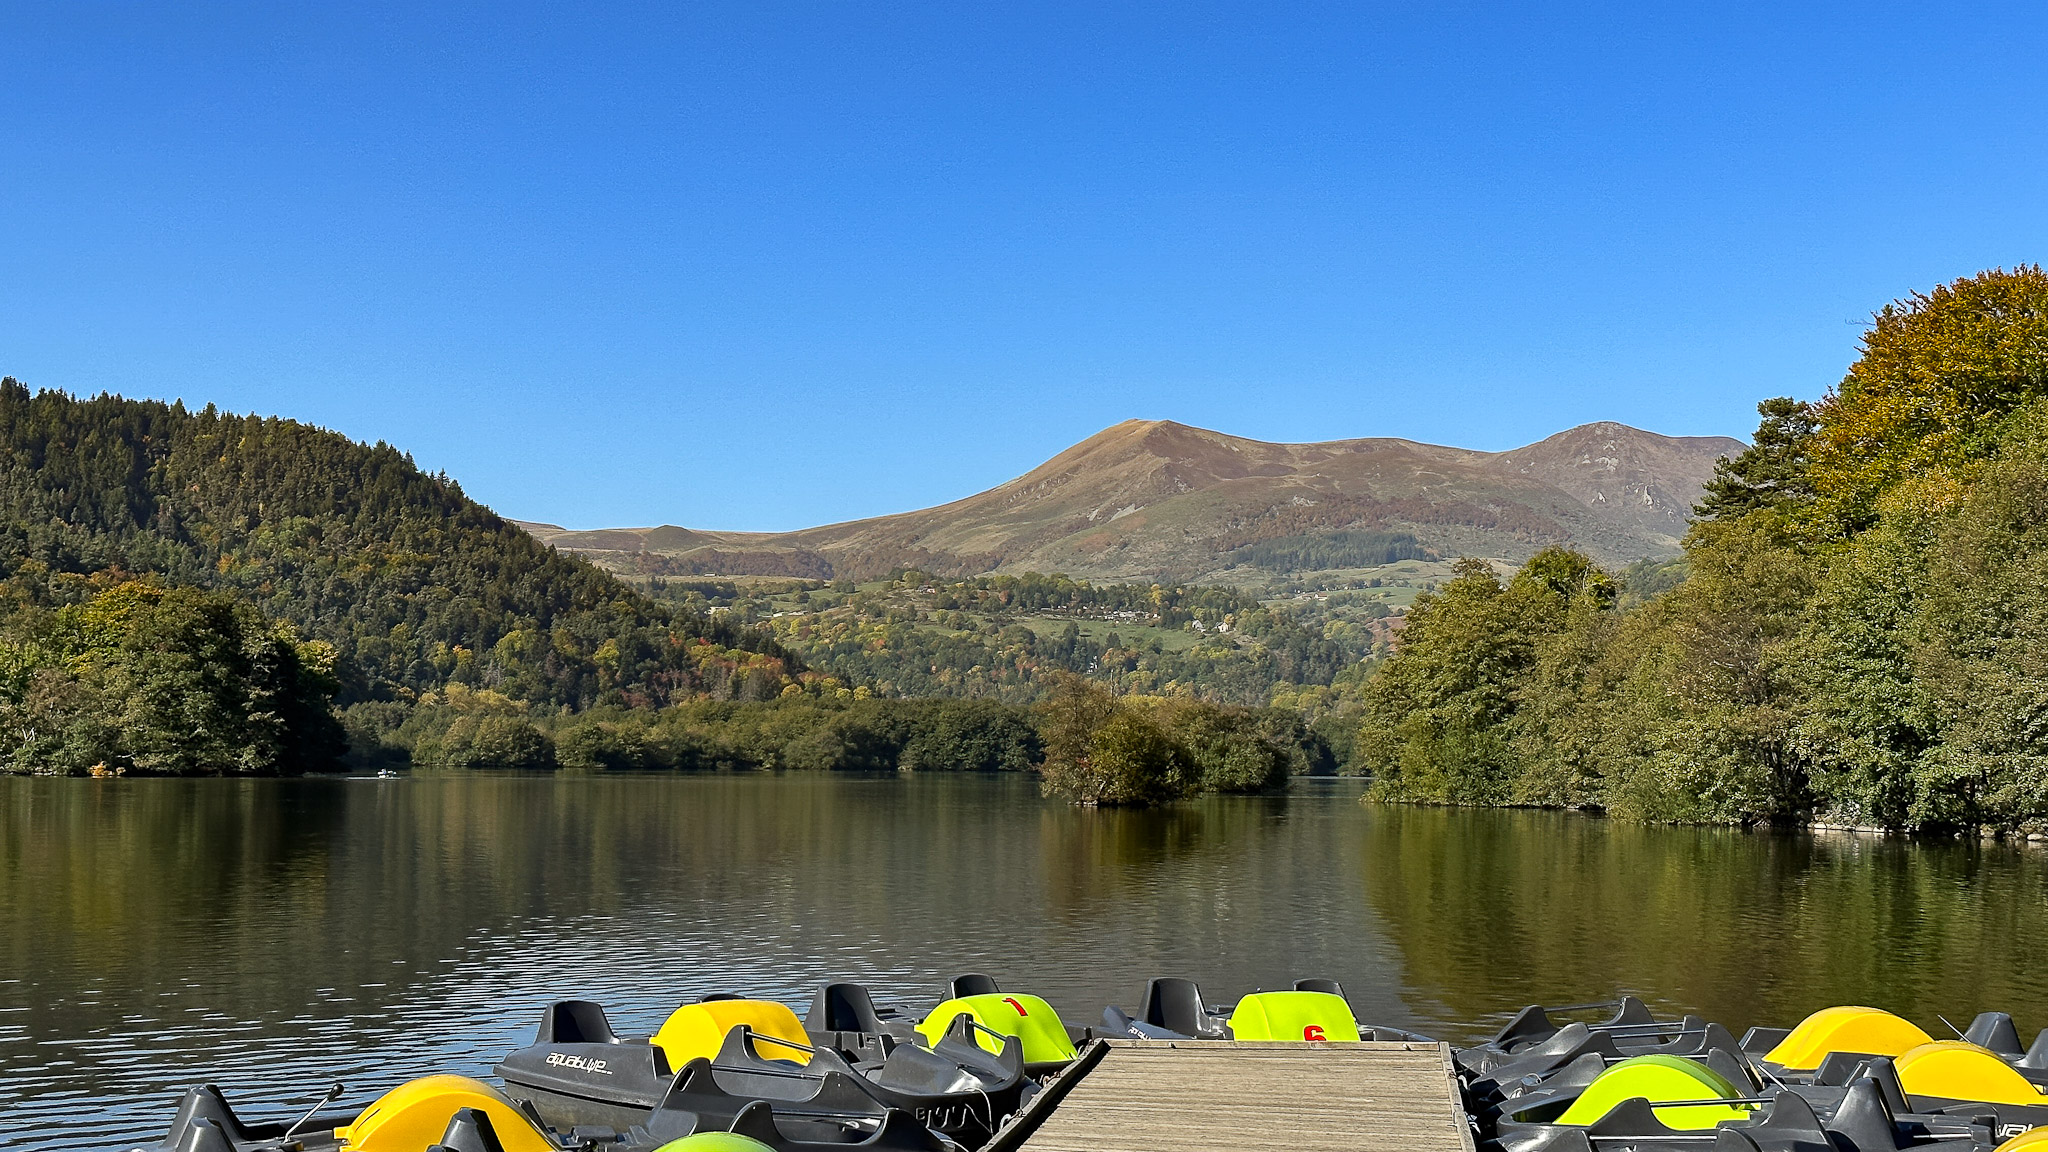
[995,1039,1475,1152]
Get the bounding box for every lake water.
[4,772,2048,1150]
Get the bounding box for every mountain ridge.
[524,418,1746,581]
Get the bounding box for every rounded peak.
[1065,418,1221,453]
[1095,417,1196,436]
[1540,421,1637,441]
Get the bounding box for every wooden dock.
[995,1039,1475,1152]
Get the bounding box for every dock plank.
[1012,1040,1474,1152]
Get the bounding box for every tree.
[1904,410,2048,828]
[0,579,344,775]
[1357,550,1614,805]
[1808,266,2048,527]
[1036,674,1206,806]
[1695,398,1819,521]
[1146,697,1296,793]
[1592,516,1819,823]
[1064,708,1196,807]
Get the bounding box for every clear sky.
[2,4,2043,531]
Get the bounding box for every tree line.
[1230,530,1431,571]
[1356,267,2048,832]
[337,681,1326,801]
[671,571,1384,706]
[0,383,1353,785]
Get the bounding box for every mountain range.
[521,419,1745,583]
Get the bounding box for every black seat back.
[2023,1028,2048,1070]
[1856,1056,1912,1116]
[1602,996,1656,1029]
[165,1085,257,1145]
[1965,1011,2024,1057]
[808,981,886,1033]
[537,999,618,1045]
[1752,1091,1828,1142]
[949,973,1000,999]
[1140,978,1209,1036]
[1827,1078,1903,1152]
[165,1118,234,1152]
[1490,1003,1560,1049]
[427,1108,509,1152]
[1294,978,1345,999]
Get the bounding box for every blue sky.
[2,4,2043,531]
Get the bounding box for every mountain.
[0,381,803,709]
[535,420,1745,581]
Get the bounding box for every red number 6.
[1303,1024,1326,1041]
[1001,997,1028,1016]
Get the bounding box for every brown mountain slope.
[530,420,1745,581]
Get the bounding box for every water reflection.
[1359,806,2048,1039]
[0,774,1398,1149]
[3,775,2045,1150]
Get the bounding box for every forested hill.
[0,381,801,709]
[1355,267,2048,832]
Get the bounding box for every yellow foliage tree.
[1810,266,2048,526]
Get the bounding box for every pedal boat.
[1486,1060,1998,1152]
[1457,997,1744,1082]
[494,998,1026,1147]
[1485,1037,2048,1152]
[141,1072,953,1152]
[805,976,1080,1078]
[1742,1007,2048,1088]
[1098,977,1433,1044]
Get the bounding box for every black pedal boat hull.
[496,1002,1027,1148]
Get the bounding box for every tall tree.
[1808,266,2048,527]
[1695,397,1819,521]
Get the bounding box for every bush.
[1037,675,1299,805]
[554,719,661,771]
[402,685,555,770]
[1147,698,1294,793]
[1041,705,1196,807]
[0,578,344,775]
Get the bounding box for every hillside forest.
[638,568,1415,704]
[6,267,2047,827]
[1359,266,2048,832]
[0,382,1323,793]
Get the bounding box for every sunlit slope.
[535,419,1743,580]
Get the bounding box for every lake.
[4,772,2047,1150]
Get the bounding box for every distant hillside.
[641,570,1407,709]
[0,381,803,709]
[533,420,1744,582]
